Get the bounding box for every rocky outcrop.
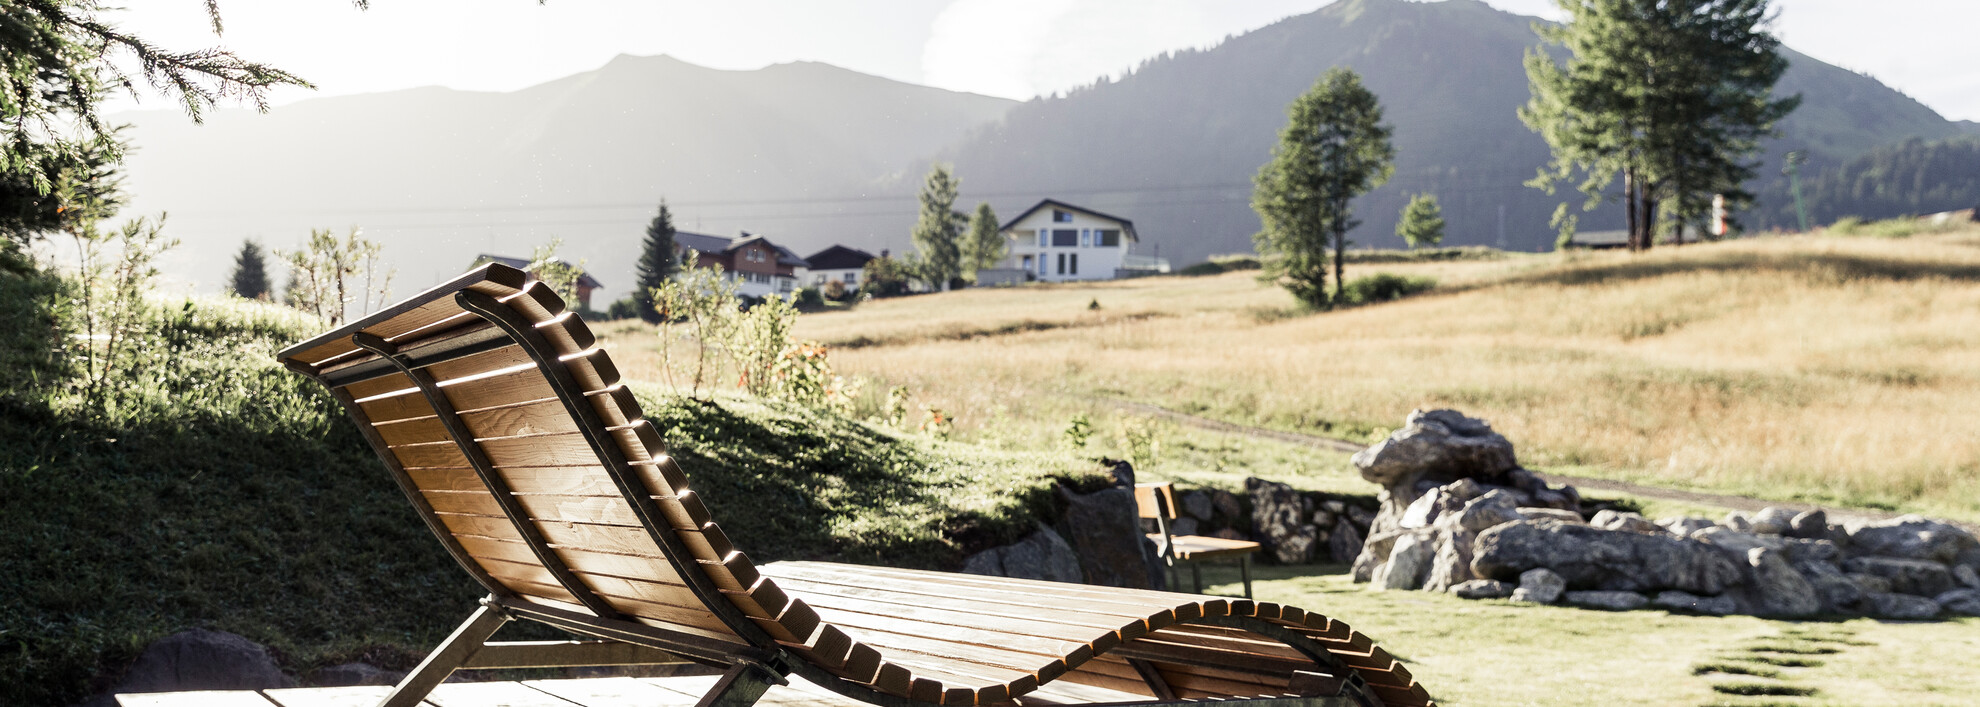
[108,629,295,696]
[962,524,1084,584]
[1511,568,1565,604]
[1472,519,1742,595]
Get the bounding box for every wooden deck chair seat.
[1134,483,1263,599]
[277,264,1436,707]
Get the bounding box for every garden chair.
[277,263,1435,707]
[1134,482,1262,599]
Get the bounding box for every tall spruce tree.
[1252,68,1394,308]
[1522,0,1797,251]
[633,201,678,323]
[229,239,271,300]
[1396,194,1445,249]
[910,164,965,290]
[960,201,1004,281]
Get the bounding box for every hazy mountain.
[932,0,1970,265]
[115,55,1014,298]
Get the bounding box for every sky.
[104,0,1980,122]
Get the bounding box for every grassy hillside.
[0,266,1095,706]
[751,227,1980,522]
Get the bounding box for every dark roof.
[474,254,602,288]
[674,231,810,268]
[803,244,877,270]
[673,230,733,255]
[997,198,1139,242]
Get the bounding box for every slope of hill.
[114,56,1015,299]
[935,0,1969,265]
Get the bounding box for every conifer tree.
[1252,68,1394,308]
[1396,194,1445,249]
[229,239,271,300]
[634,201,678,323]
[910,164,965,290]
[960,202,1004,281]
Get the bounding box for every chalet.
[472,254,602,310]
[998,199,1139,282]
[801,245,877,289]
[675,230,808,298]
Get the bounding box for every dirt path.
[1101,399,1970,530]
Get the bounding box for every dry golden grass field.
[598,227,1980,522]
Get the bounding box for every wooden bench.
[277,264,1436,707]
[1135,483,1264,599]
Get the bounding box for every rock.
[1375,533,1433,591]
[1246,478,1313,564]
[1846,515,1978,563]
[1510,568,1565,604]
[1471,519,1744,595]
[1529,485,1580,511]
[1423,529,1477,593]
[1939,589,1980,616]
[1564,590,1649,611]
[1788,509,1828,538]
[1310,509,1336,530]
[1954,564,1980,590]
[1180,491,1214,522]
[1743,548,1821,617]
[1782,538,1840,564]
[1324,499,1348,514]
[111,629,295,694]
[1211,489,1243,522]
[1841,556,1954,597]
[1690,527,1786,557]
[1590,510,1663,535]
[1441,478,1485,504]
[1212,528,1247,541]
[1518,508,1584,524]
[1450,579,1515,599]
[1796,560,1863,612]
[1399,487,1445,529]
[1652,590,1736,615]
[1659,517,1717,537]
[1862,592,1941,620]
[1956,547,1980,572]
[1327,517,1363,565]
[1846,572,1893,595]
[962,524,1084,584]
[311,662,406,687]
[1345,504,1376,528]
[1750,507,1797,536]
[1351,409,1518,488]
[1453,490,1524,532]
[1058,486,1156,588]
[1351,528,1406,582]
[1169,517,1200,537]
[1722,511,1754,533]
[1099,458,1136,487]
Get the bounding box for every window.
[1051,229,1078,247]
[1070,253,1079,275]
[779,278,793,293]
[843,272,857,284]
[1053,209,1072,223]
[1056,253,1065,275]
[1097,229,1121,247]
[1080,229,1091,247]
[1037,256,1047,275]
[1037,229,1048,247]
[1021,255,1033,271]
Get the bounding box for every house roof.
[997,198,1139,242]
[803,244,877,271]
[474,254,602,288]
[675,231,810,267]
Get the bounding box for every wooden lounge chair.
[277,264,1435,707]
[1134,483,1263,599]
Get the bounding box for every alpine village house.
[997,199,1142,282]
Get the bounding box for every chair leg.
[1191,563,1203,595]
[378,602,512,707]
[693,659,789,707]
[1240,556,1254,600]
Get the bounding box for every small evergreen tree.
[1395,194,1445,249]
[960,201,1004,281]
[634,201,678,323]
[1252,68,1395,308]
[859,256,913,298]
[910,164,965,290]
[229,239,271,299]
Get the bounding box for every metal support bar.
[351,332,623,620]
[1241,555,1254,600]
[460,640,690,669]
[379,601,512,707]
[694,659,790,707]
[489,595,757,667]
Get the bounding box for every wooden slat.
[426,343,534,384]
[438,368,562,414]
[279,264,527,369]
[478,432,600,468]
[343,371,415,401]
[423,681,576,707]
[767,575,1151,639]
[797,591,1127,653]
[114,691,281,707]
[261,686,395,707]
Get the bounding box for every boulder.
[1845,516,1978,563]
[1423,530,1477,593]
[1796,560,1863,612]
[1841,556,1954,597]
[1375,533,1433,591]
[1518,508,1584,524]
[1742,548,1821,618]
[1590,510,1663,535]
[1750,507,1797,536]
[1846,572,1893,595]
[1651,590,1736,615]
[1510,568,1565,604]
[1659,517,1717,537]
[311,662,406,687]
[1564,590,1649,611]
[1452,490,1524,532]
[1862,592,1941,620]
[1939,589,1980,617]
[1211,489,1243,522]
[1954,564,1980,590]
[1691,527,1787,557]
[1782,538,1840,564]
[1471,519,1743,595]
[1399,487,1446,529]
[1956,547,1980,573]
[111,629,295,694]
[1058,486,1156,588]
[1310,509,1337,530]
[1351,409,1518,488]
[1450,579,1515,599]
[1327,518,1364,566]
[1246,478,1313,564]
[962,524,1084,584]
[1787,509,1828,539]
[1722,511,1754,533]
[1169,517,1200,537]
[1345,504,1376,528]
[1180,491,1214,522]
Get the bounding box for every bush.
[1179,261,1227,276]
[606,297,640,320]
[822,279,849,302]
[1338,272,1436,306]
[794,286,823,308]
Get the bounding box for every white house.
[998,199,1139,282]
[799,245,877,290]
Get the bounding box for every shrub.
[1338,272,1436,306]
[822,279,849,302]
[794,286,824,308]
[1178,261,1226,276]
